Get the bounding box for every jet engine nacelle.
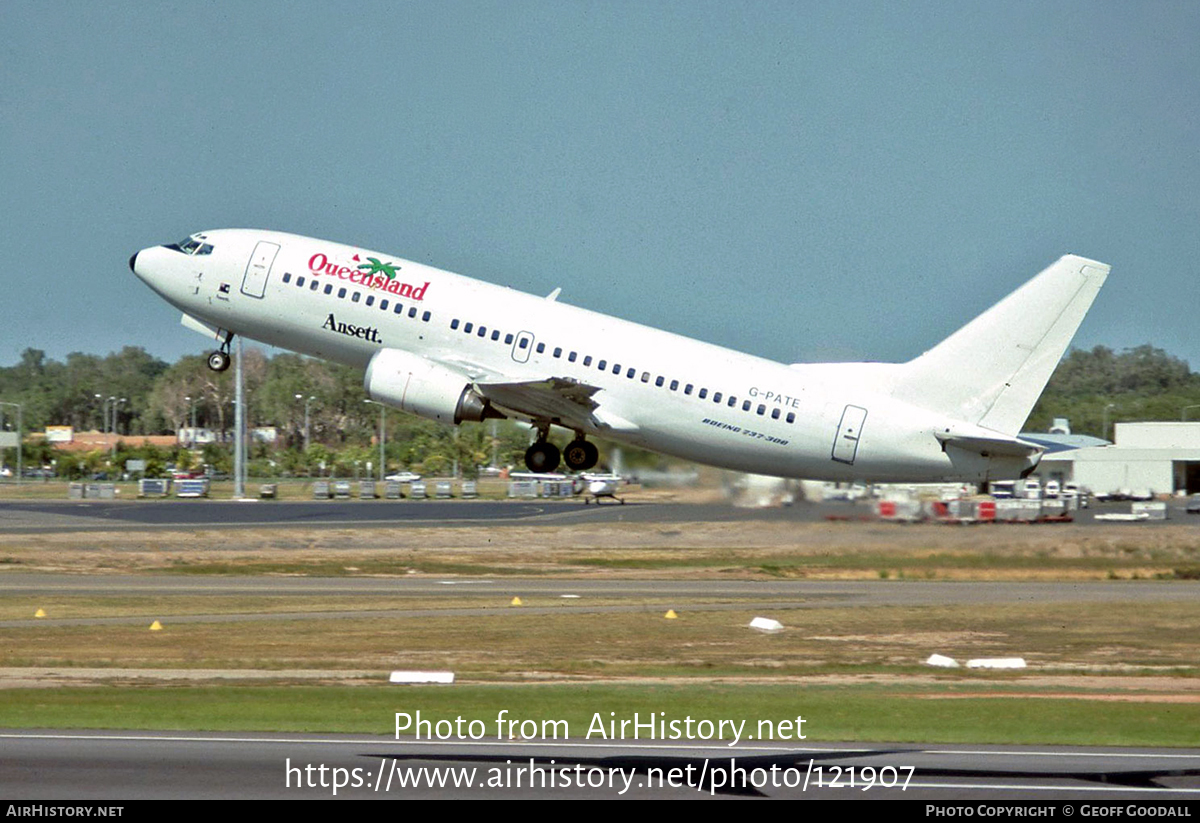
[364,348,502,424]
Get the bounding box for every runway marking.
[3,732,1199,759]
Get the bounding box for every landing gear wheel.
[524,441,561,473]
[207,350,231,372]
[563,439,599,471]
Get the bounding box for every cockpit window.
[165,236,213,255]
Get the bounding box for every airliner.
[129,230,1108,481]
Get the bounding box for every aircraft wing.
[476,377,602,430]
[430,354,638,434]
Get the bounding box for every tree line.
[2,343,1198,477]
[1025,344,1200,437]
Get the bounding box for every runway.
[3,730,1199,799]
[1,497,1184,532]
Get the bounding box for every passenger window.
[380,299,389,310]
[699,388,707,399]
[519,338,528,349]
[422,311,430,322]
[684,384,693,395]
[569,352,577,362]
[756,404,765,415]
[583,356,592,366]
[351,291,360,303]
[464,322,473,333]
[713,392,722,403]
[365,295,374,305]
[771,408,780,420]
[536,343,545,354]
[311,280,320,291]
[642,372,651,383]
[613,363,621,374]
[395,303,404,314]
[325,284,333,295]
[786,412,795,424]
[598,360,607,370]
[282,273,292,283]
[729,396,737,408]
[491,330,500,341]
[297,276,306,287]
[478,326,487,337]
[670,380,679,391]
[553,347,562,358]
[654,376,663,387]
[338,287,347,298]
[742,400,751,412]
[505,333,514,344]
[409,307,418,318]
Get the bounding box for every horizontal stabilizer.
[935,432,1044,459]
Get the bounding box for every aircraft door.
[241,241,280,298]
[512,331,534,364]
[831,405,868,465]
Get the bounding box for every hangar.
[1035,422,1200,497]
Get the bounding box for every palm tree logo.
[357,257,401,280]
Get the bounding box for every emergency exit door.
[832,405,868,465]
[512,331,534,364]
[241,241,279,298]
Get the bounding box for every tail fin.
[893,255,1109,436]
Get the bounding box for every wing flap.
[477,377,603,430]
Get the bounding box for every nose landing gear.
[206,337,233,372]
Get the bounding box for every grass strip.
[1,683,1197,748]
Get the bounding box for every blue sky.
[4,1,1198,368]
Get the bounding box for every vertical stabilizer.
[894,255,1109,436]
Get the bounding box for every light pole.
[185,395,197,432]
[233,338,246,499]
[0,401,22,485]
[107,396,126,466]
[296,394,315,451]
[365,399,385,481]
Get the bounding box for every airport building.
[1034,422,1200,497]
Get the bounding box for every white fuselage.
[131,229,1036,482]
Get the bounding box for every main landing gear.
[563,438,599,472]
[524,428,599,473]
[206,336,233,372]
[524,440,560,473]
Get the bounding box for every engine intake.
[364,349,503,424]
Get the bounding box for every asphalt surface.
[0,498,833,532]
[1,496,1195,533]
[3,730,1199,799]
